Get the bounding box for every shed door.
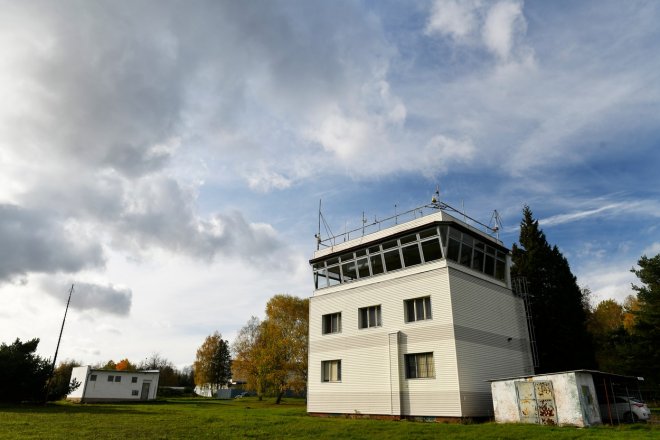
[140,381,151,400]
[515,381,558,425]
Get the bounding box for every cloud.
[0,204,105,283]
[482,1,525,60]
[41,280,132,316]
[425,0,529,61]
[641,242,660,257]
[425,0,481,40]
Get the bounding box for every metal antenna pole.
[45,284,74,402]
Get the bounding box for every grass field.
[0,397,657,439]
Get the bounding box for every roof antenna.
[431,185,440,204]
[489,210,503,239]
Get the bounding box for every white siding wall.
[449,266,533,417]
[308,264,462,417]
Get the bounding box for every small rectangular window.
[115,376,121,382]
[358,305,382,329]
[419,227,438,239]
[132,377,138,383]
[400,234,417,244]
[107,375,114,382]
[447,237,460,262]
[356,257,370,278]
[327,265,341,286]
[314,267,329,289]
[90,374,97,381]
[322,312,341,334]
[382,239,398,250]
[322,360,341,382]
[339,252,354,262]
[405,352,435,379]
[132,390,139,396]
[404,296,432,322]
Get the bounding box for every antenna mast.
[45,284,74,402]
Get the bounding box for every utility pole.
[44,284,74,403]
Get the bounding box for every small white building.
[308,206,534,420]
[490,370,645,427]
[67,366,160,403]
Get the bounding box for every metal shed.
[490,370,645,427]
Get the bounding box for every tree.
[511,206,596,373]
[0,338,51,402]
[47,359,82,401]
[232,295,309,403]
[97,360,117,370]
[629,253,660,385]
[139,353,179,386]
[116,358,137,371]
[587,299,629,373]
[232,316,270,400]
[194,331,231,393]
[263,295,309,403]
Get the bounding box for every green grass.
[0,397,657,439]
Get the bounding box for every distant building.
[307,206,534,420]
[67,366,159,403]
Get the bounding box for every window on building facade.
[358,305,382,329]
[90,374,97,381]
[107,375,114,382]
[321,360,341,382]
[132,390,139,396]
[405,352,435,379]
[115,376,121,382]
[404,296,432,322]
[322,312,341,334]
[132,377,138,383]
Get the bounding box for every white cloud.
[426,0,482,40]
[482,1,525,60]
[641,242,660,257]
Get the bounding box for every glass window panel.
[495,258,506,281]
[327,265,341,286]
[424,296,432,319]
[438,225,448,248]
[383,249,403,272]
[415,298,425,321]
[461,234,474,245]
[406,299,415,323]
[339,252,354,262]
[326,257,339,265]
[315,268,328,289]
[368,245,381,254]
[341,261,357,282]
[356,258,370,278]
[312,262,325,270]
[484,254,495,276]
[402,244,422,267]
[485,245,496,256]
[419,227,438,239]
[355,249,367,257]
[459,242,473,266]
[449,227,461,239]
[359,308,367,329]
[447,238,460,262]
[472,249,484,272]
[400,234,417,244]
[474,242,485,251]
[382,239,398,250]
[370,254,384,276]
[421,239,442,262]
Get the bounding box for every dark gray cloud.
[0,204,105,282]
[42,280,132,316]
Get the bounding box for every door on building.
[140,381,151,400]
[515,381,558,425]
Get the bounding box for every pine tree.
[630,254,660,385]
[511,206,596,373]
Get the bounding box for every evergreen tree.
[630,253,660,385]
[0,338,51,402]
[511,206,596,373]
[194,332,232,392]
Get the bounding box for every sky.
[1,0,659,369]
